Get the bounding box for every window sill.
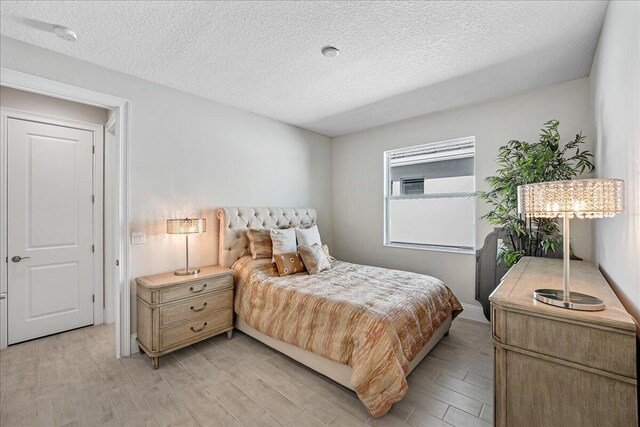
[384,242,475,255]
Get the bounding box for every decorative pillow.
[295,225,322,247]
[246,229,273,260]
[274,252,307,277]
[270,227,297,261]
[298,244,331,275]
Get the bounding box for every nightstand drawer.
[160,309,233,351]
[159,289,233,328]
[159,275,232,303]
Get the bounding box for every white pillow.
[270,228,297,262]
[295,225,322,247]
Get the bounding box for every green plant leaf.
[480,120,595,264]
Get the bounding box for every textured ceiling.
[0,1,608,137]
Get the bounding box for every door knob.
[11,256,30,262]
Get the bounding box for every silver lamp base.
[174,267,200,276]
[533,289,605,311]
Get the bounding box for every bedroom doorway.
[0,68,132,357]
[4,112,101,344]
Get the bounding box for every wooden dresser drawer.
[158,275,232,303]
[159,289,233,328]
[160,309,233,351]
[505,351,637,427]
[504,310,636,378]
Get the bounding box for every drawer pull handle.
[190,322,208,333]
[189,284,207,293]
[190,302,208,312]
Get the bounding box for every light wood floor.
[0,318,493,427]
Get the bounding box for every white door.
[7,118,95,344]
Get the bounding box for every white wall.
[1,36,333,334]
[0,85,109,124]
[332,78,593,307]
[590,1,640,319]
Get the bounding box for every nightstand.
[136,265,234,369]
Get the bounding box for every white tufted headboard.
[216,207,317,268]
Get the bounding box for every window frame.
[383,136,476,254]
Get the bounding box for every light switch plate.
[131,232,145,245]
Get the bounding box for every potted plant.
[479,120,595,267]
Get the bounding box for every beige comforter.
[233,256,462,417]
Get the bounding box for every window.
[384,137,476,253]
[401,178,424,195]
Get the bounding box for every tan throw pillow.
[274,252,307,277]
[298,244,331,275]
[246,229,272,260]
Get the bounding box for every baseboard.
[130,333,139,354]
[458,303,490,324]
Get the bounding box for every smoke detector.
[54,26,78,42]
[321,46,339,58]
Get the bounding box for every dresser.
[489,257,637,426]
[136,265,234,368]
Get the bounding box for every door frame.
[1,108,105,337]
[0,67,132,357]
[104,114,117,325]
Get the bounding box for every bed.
[217,207,462,417]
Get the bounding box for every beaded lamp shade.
[516,178,624,311]
[166,218,206,234]
[518,179,624,219]
[166,218,206,275]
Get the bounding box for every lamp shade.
[517,179,624,219]
[166,218,206,234]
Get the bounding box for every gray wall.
[590,1,640,319]
[332,78,593,308]
[1,36,333,334]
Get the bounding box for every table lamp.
[517,178,624,311]
[166,218,206,275]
